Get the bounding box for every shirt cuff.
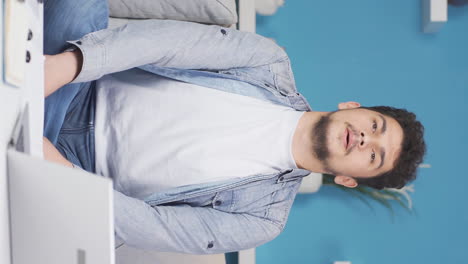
[66,33,106,83]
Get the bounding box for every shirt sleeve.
[66,19,288,83]
[113,190,282,254]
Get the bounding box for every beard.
[312,112,339,175]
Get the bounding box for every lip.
[343,128,348,150]
[348,128,354,151]
[344,127,355,152]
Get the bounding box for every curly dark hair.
[354,106,426,190]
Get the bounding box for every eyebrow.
[377,149,386,170]
[377,114,386,170]
[379,114,387,134]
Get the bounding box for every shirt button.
[207,242,214,248]
[27,29,33,41]
[25,51,31,63]
[214,200,222,206]
[220,29,227,35]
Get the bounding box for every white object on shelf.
[255,0,284,16]
[422,0,447,33]
[298,172,323,194]
[4,0,28,87]
[239,248,255,264]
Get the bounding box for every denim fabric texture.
[55,82,96,172]
[43,0,108,144]
[45,0,315,254]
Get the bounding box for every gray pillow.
[108,0,238,26]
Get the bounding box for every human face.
[312,107,403,178]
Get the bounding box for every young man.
[43,0,426,254]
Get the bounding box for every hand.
[43,137,73,168]
[44,50,83,97]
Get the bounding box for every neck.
[291,111,329,173]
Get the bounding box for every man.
[43,0,426,254]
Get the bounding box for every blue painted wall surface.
[255,1,468,264]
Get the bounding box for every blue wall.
[255,1,468,264]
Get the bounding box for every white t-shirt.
[94,68,305,199]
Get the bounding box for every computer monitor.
[7,149,115,264]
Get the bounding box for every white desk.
[0,1,44,263]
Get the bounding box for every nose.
[359,131,376,149]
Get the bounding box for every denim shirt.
[69,19,314,254]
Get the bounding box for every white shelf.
[238,0,256,33]
[237,1,257,263]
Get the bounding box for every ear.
[338,101,361,110]
[334,175,358,188]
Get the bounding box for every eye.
[372,121,377,132]
[371,151,376,162]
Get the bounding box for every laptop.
[7,148,115,264]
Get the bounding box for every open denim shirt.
[69,19,314,254]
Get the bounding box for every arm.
[113,190,281,254]
[42,137,73,168]
[68,19,288,83]
[44,51,82,97]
